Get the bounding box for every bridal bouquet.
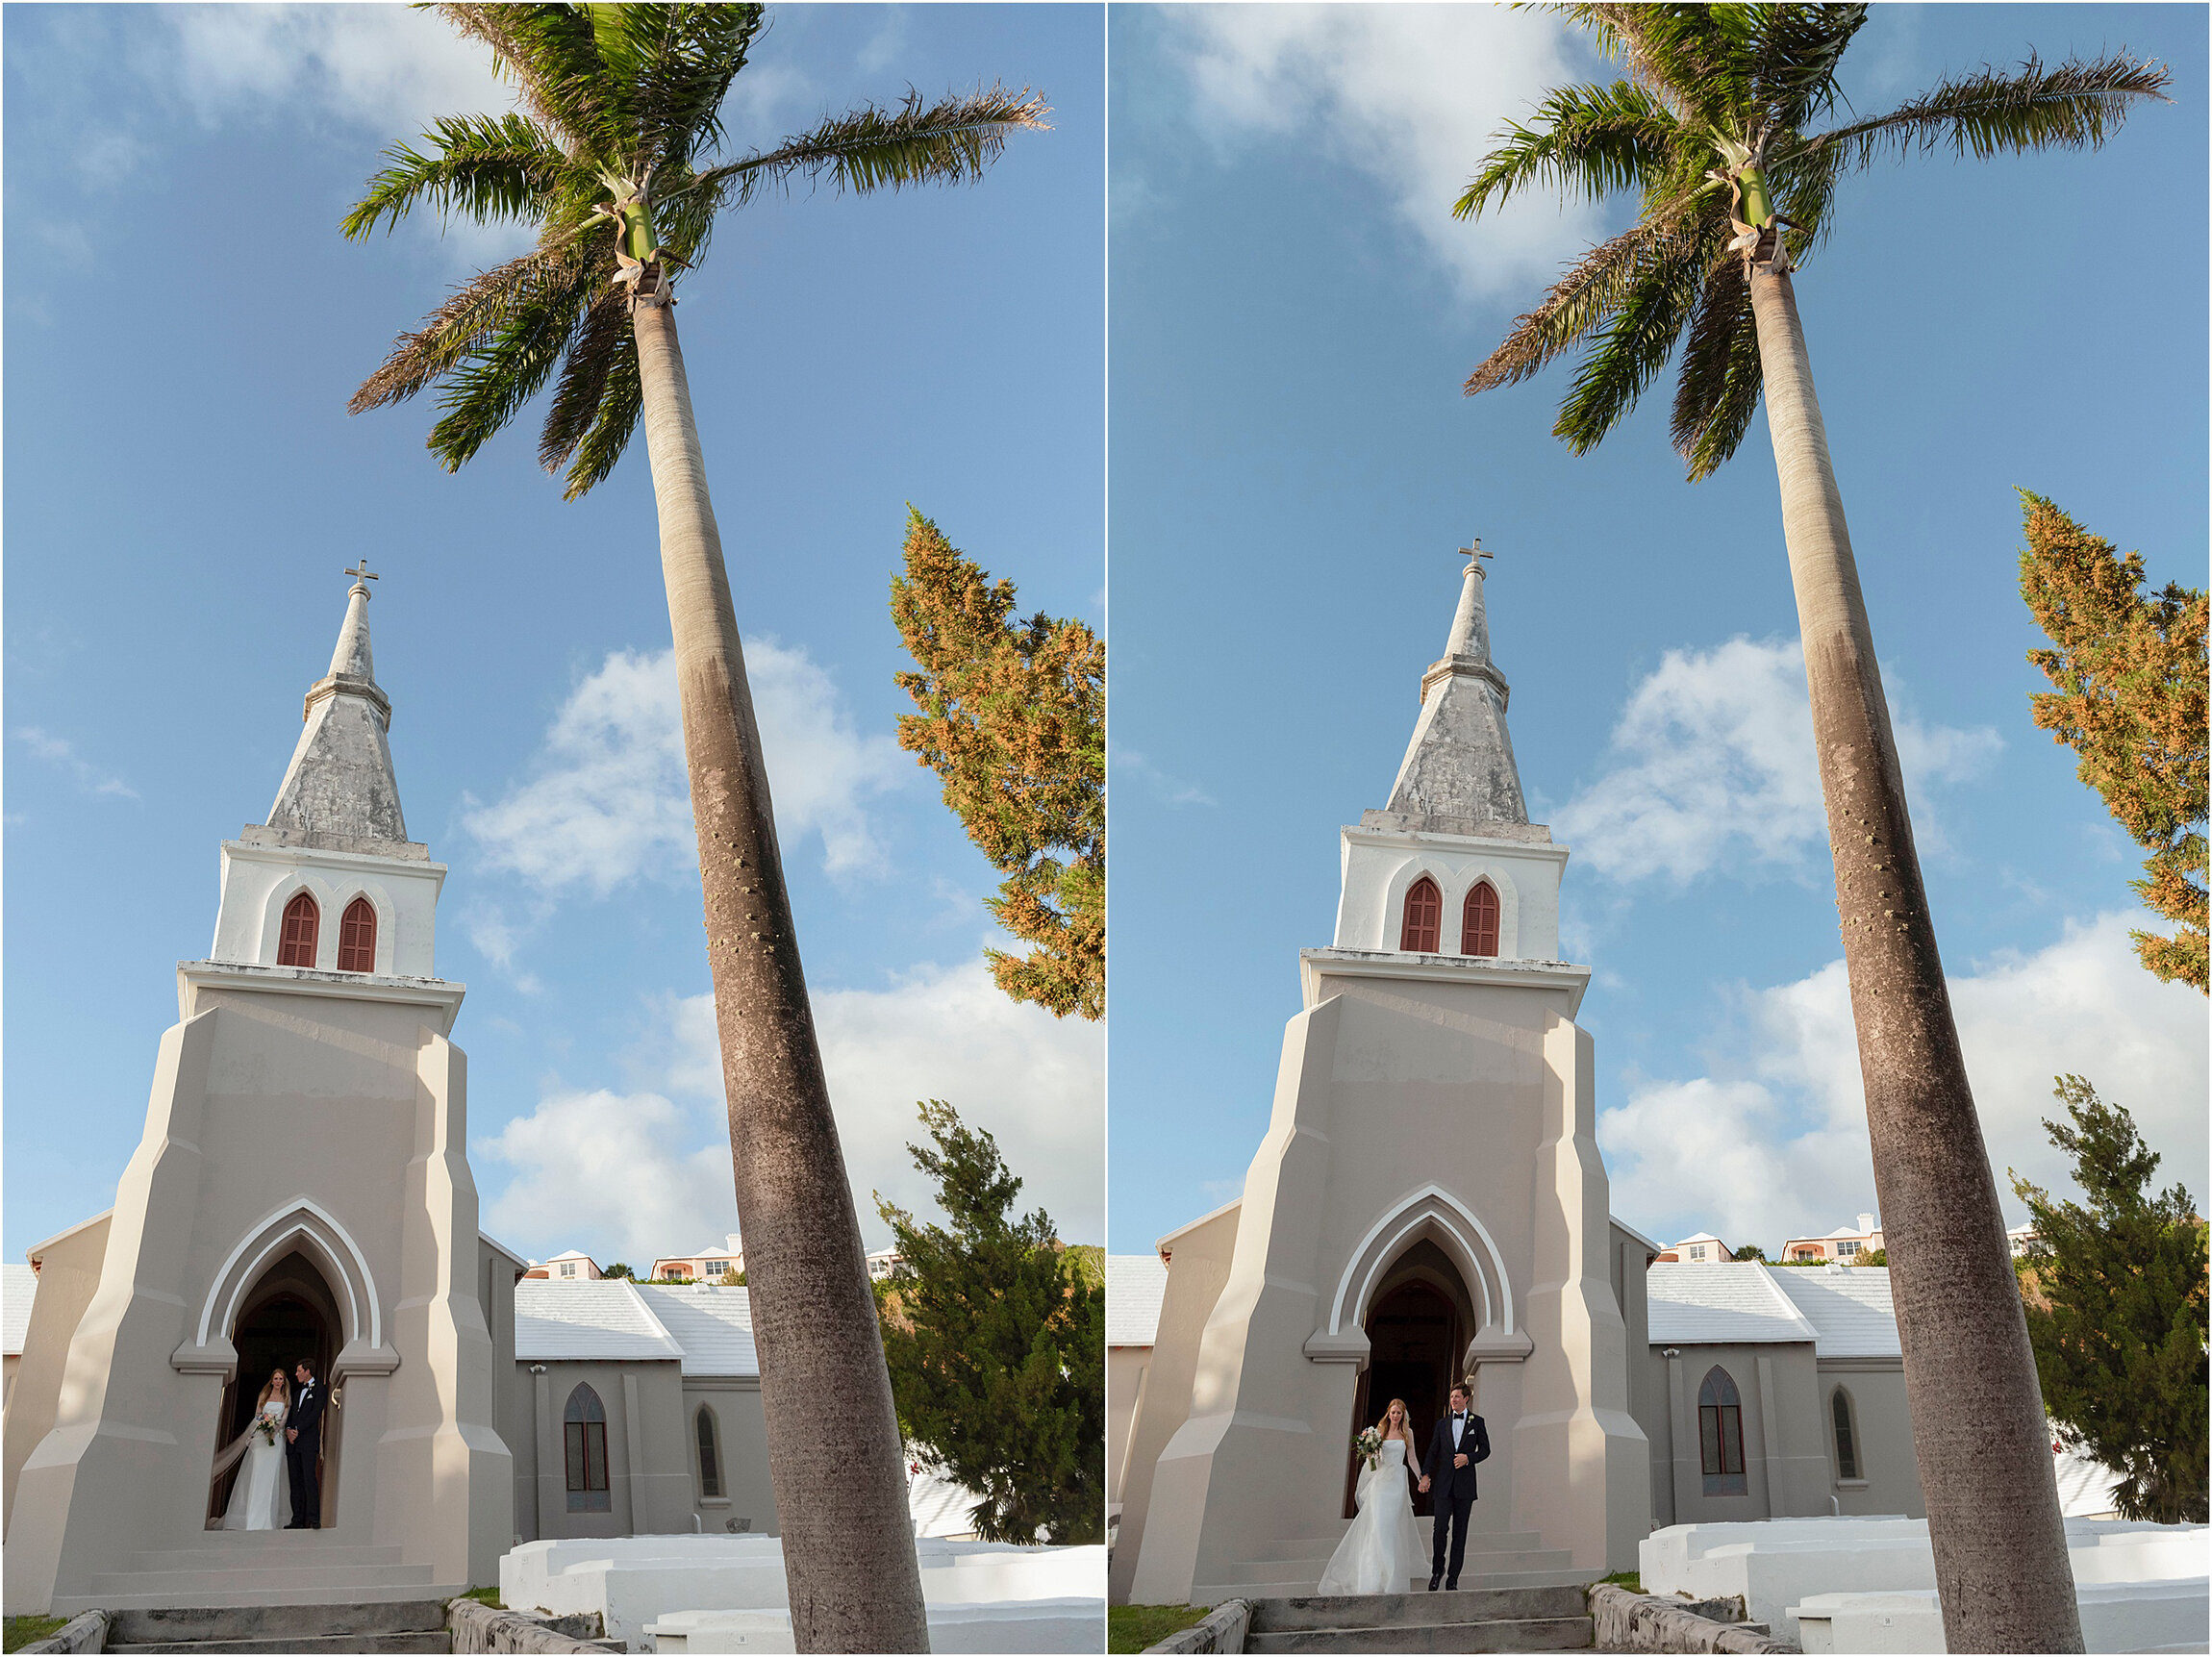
[1352,1426,1382,1470]
[253,1414,281,1447]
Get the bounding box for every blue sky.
[4,4,1104,1268]
[1107,4,2207,1255]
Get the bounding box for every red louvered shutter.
[1399,878,1441,953]
[338,897,377,972]
[278,893,319,967]
[1464,882,1499,956]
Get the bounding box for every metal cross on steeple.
[344,560,380,590]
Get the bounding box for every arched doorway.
[207,1250,340,1526]
[1344,1240,1478,1519]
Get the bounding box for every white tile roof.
[634,1285,760,1378]
[3,1264,38,1356]
[1106,1255,1169,1347]
[515,1280,683,1363]
[1674,1232,1728,1247]
[1646,1264,1820,1345]
[1767,1266,1903,1358]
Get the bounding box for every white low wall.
[644,1597,1104,1653]
[1643,1518,2211,1645]
[1793,1579,2210,1655]
[500,1536,1106,1650]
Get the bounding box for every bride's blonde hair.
[256,1370,289,1411]
[1377,1397,1411,1438]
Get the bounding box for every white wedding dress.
[217,1398,292,1531]
[1316,1437,1426,1595]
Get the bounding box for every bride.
[213,1368,293,1531]
[1317,1397,1426,1595]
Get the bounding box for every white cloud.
[479,1089,739,1268]
[659,956,1104,1248]
[1601,910,2209,1251]
[465,641,906,896]
[1554,637,2001,885]
[1112,743,1215,808]
[17,728,138,801]
[1156,6,1605,297]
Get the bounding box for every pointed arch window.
[1830,1386,1861,1481]
[1463,881,1499,956]
[1400,877,1442,953]
[696,1404,723,1499]
[565,1384,611,1511]
[278,892,319,967]
[337,897,377,973]
[1697,1367,1747,1495]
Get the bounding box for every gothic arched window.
[337,897,377,973]
[1463,881,1500,956]
[1400,877,1442,953]
[565,1384,611,1511]
[1830,1386,1861,1481]
[278,892,319,967]
[696,1404,723,1499]
[1697,1367,1747,1495]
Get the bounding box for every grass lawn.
[1109,1603,1213,1653]
[1597,1569,1643,1594]
[457,1586,504,1610]
[3,1616,67,1653]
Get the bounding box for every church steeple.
[1382,541,1528,829]
[264,564,410,851]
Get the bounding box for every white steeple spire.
[264,564,410,851]
[1382,540,1529,829]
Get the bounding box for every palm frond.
[422,261,598,469]
[1455,80,1678,220]
[1797,50,2171,169]
[1769,139,1842,264]
[561,329,643,500]
[436,3,621,161]
[683,86,1050,210]
[1670,249,1762,479]
[537,289,630,473]
[1553,225,1711,453]
[1556,4,1743,128]
[350,247,575,413]
[340,113,568,240]
[1465,187,1717,394]
[592,2,764,172]
[1747,3,1868,131]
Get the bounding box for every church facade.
[0,577,778,1616]
[1114,552,1653,1606]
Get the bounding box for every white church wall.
[213,839,443,977]
[1334,826,1567,960]
[521,1360,698,1542]
[1,1215,111,1538]
[682,1378,775,1538]
[1817,1360,1923,1519]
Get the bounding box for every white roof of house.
[1767,1266,1903,1358]
[515,1280,683,1363]
[3,1264,38,1356]
[544,1249,598,1265]
[634,1285,760,1378]
[1647,1264,1821,1345]
[1106,1255,1169,1347]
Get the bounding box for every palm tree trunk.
[1747,264,2082,1653]
[631,297,932,1655]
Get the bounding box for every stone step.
[1251,1585,1591,1631]
[1246,1616,1594,1653]
[109,1635,449,1655]
[1216,1551,1572,1585]
[1195,1564,1592,1602]
[1247,1531,1549,1562]
[88,1566,437,1597]
[53,1578,466,1616]
[111,1600,447,1644]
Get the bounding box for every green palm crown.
[343,2,1048,497]
[1459,4,2167,479]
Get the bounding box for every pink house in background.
[1782,1213,1884,1263]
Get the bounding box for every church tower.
[4,570,514,1615]
[1117,547,1648,1605]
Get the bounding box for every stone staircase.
[51,1533,465,1615]
[101,1599,450,1653]
[1242,1584,1596,1652]
[1192,1524,1588,1602]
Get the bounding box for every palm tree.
[341,7,1045,1648]
[1458,7,2166,1651]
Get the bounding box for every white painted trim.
[196,1197,381,1350]
[1326,1182,1514,1338]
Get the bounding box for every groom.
[284,1359,325,1528]
[1417,1381,1490,1591]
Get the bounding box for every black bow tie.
[1452,1413,1464,1419]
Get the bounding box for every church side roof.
[2,1264,37,1356]
[1107,1254,1169,1347]
[1766,1266,1902,1359]
[1646,1263,1819,1345]
[515,1279,683,1363]
[633,1284,760,1378]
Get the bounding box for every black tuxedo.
[286,1376,326,1527]
[1424,1409,1490,1587]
